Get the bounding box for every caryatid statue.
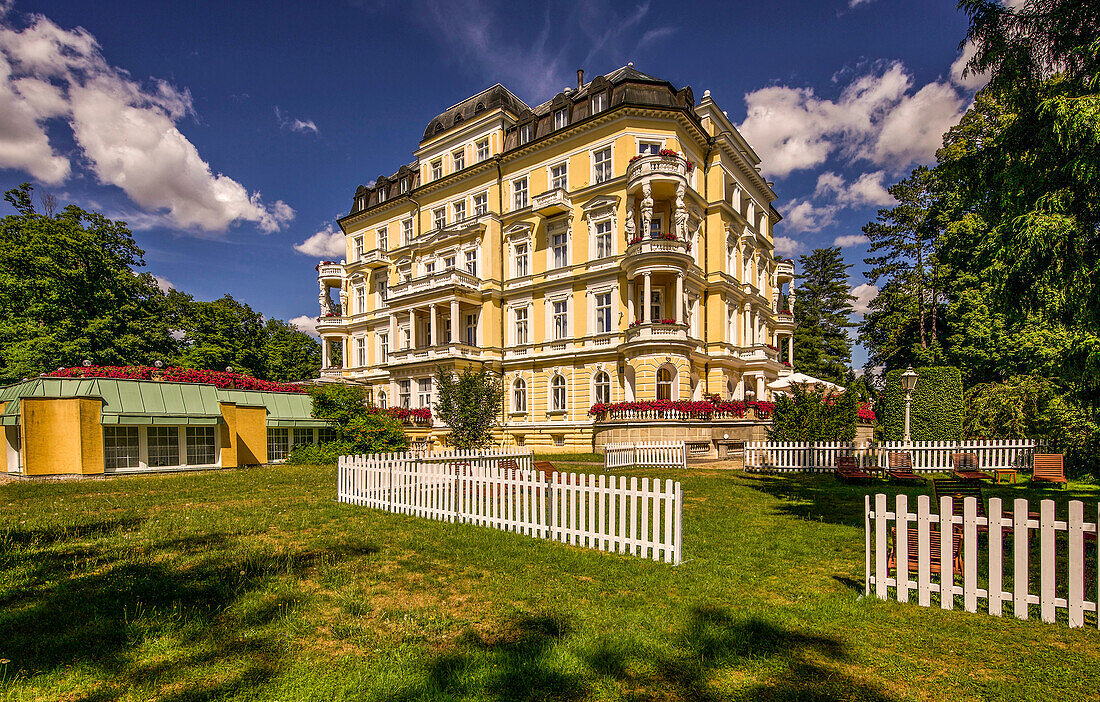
[673,183,688,239]
[640,182,653,236]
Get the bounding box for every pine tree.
[793,247,856,383]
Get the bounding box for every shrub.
[768,384,857,442]
[343,413,409,454]
[880,366,963,441]
[310,383,369,428]
[285,441,356,465]
[433,366,502,450]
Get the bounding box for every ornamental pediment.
[581,195,619,216]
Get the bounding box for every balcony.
[356,248,390,269]
[623,235,693,276]
[740,344,781,363]
[387,269,480,303]
[626,153,691,194]
[623,322,690,347]
[775,312,795,330]
[532,188,570,216]
[315,315,347,333]
[317,263,344,284]
[386,342,484,365]
[776,259,795,282]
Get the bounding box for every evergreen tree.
[433,366,503,449]
[792,247,856,384]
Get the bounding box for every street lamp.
[901,366,918,444]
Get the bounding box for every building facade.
[316,66,796,451]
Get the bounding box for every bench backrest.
[951,452,979,470]
[1033,454,1065,479]
[498,458,519,472]
[932,478,986,516]
[836,456,858,470]
[892,525,963,572]
[888,452,913,470]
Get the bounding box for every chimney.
[577,69,584,90]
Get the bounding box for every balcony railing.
[776,259,795,281]
[387,342,483,363]
[626,153,691,188]
[590,400,775,422]
[356,248,390,268]
[740,344,781,362]
[315,315,346,330]
[387,269,480,301]
[532,188,570,216]
[317,263,344,281]
[625,236,691,257]
[624,322,689,344]
[776,312,795,327]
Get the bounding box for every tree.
[860,166,945,370]
[0,184,177,382]
[261,319,321,382]
[792,247,856,383]
[768,384,857,442]
[433,366,503,449]
[309,383,407,453]
[166,292,267,376]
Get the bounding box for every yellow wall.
[219,402,238,467]
[235,405,268,465]
[20,397,103,475]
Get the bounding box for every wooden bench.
[886,451,926,484]
[834,456,874,484]
[889,524,964,576]
[951,452,994,482]
[1031,454,1067,489]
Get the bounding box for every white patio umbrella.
[766,372,846,395]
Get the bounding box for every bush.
[285,441,356,465]
[433,366,502,450]
[310,383,369,427]
[768,384,857,442]
[343,413,409,454]
[880,366,963,441]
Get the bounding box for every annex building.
[315,66,796,451]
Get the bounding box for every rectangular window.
[650,290,662,322]
[444,255,456,269]
[354,236,364,260]
[639,140,661,155]
[379,333,389,363]
[267,428,290,461]
[147,426,180,468]
[402,328,411,350]
[465,313,477,345]
[293,428,314,448]
[402,218,413,244]
[595,292,612,333]
[356,286,366,313]
[473,192,488,215]
[590,92,607,114]
[552,232,568,268]
[418,378,432,408]
[400,179,408,194]
[465,250,477,276]
[595,220,612,258]
[649,217,662,237]
[431,159,442,180]
[519,123,532,144]
[186,426,216,465]
[376,226,387,250]
[424,261,435,275]
[377,187,385,203]
[593,147,612,183]
[103,426,139,471]
[551,163,567,190]
[375,279,387,304]
[476,138,489,161]
[356,336,366,367]
[453,200,466,222]
[554,108,569,130]
[433,207,446,230]
[513,178,528,210]
[452,149,465,171]
[553,300,568,340]
[399,380,411,407]
[515,306,528,345]
[514,242,529,277]
[319,428,339,444]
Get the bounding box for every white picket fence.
[866,493,1099,628]
[605,441,687,471]
[337,450,682,564]
[745,439,1038,473]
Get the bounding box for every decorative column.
[674,274,684,324]
[787,334,794,366]
[450,299,460,343]
[429,304,437,347]
[321,338,330,368]
[627,279,635,322]
[408,309,417,348]
[643,273,652,323]
[743,302,752,346]
[389,314,397,347]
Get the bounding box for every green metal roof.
[0,378,324,427]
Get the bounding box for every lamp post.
[901,366,918,444]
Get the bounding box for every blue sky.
[0,0,984,368]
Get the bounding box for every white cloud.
[834,234,869,247]
[152,274,174,291]
[815,170,895,207]
[851,283,878,314]
[950,39,989,91]
[773,235,803,256]
[294,223,346,258]
[288,315,320,338]
[849,0,875,6]
[0,12,293,233]
[275,106,319,135]
[783,198,838,232]
[739,61,967,178]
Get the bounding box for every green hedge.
[880,366,963,441]
[285,441,357,466]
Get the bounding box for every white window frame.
[354,236,364,260]
[593,219,613,259]
[594,291,612,334]
[512,377,527,413]
[552,299,569,340]
[513,177,528,210]
[452,148,465,171]
[519,123,532,144]
[433,207,446,230]
[554,108,569,130]
[473,192,488,216]
[453,199,466,222]
[356,286,366,314]
[402,218,413,244]
[379,332,389,364]
[378,390,387,409]
[551,231,568,269]
[465,249,477,276]
[593,371,611,405]
[513,240,529,278]
[398,379,411,407]
[476,138,489,161]
[465,312,478,346]
[549,162,568,191]
[550,375,567,412]
[431,159,442,180]
[637,139,662,155]
[418,378,432,408]
[592,146,612,184]
[590,92,607,115]
[513,305,529,345]
[356,336,367,367]
[376,226,388,251]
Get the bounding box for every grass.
[2,465,1100,701]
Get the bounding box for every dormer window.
[590,92,607,114]
[376,186,386,203]
[519,123,532,145]
[554,108,569,130]
[474,102,485,114]
[356,196,366,211]
[399,179,408,194]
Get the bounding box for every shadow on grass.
[384,605,896,701]
[0,516,379,702]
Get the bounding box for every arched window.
[378,390,387,409]
[656,367,673,401]
[513,378,527,413]
[551,375,566,411]
[593,371,610,405]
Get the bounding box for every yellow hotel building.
[316,66,796,451]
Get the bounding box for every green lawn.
[2,465,1100,701]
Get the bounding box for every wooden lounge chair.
[886,452,926,484]
[951,452,993,482]
[932,477,1017,535]
[834,456,874,484]
[533,461,555,480]
[888,524,963,576]
[1031,454,1068,489]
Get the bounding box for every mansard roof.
[420,84,530,143]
